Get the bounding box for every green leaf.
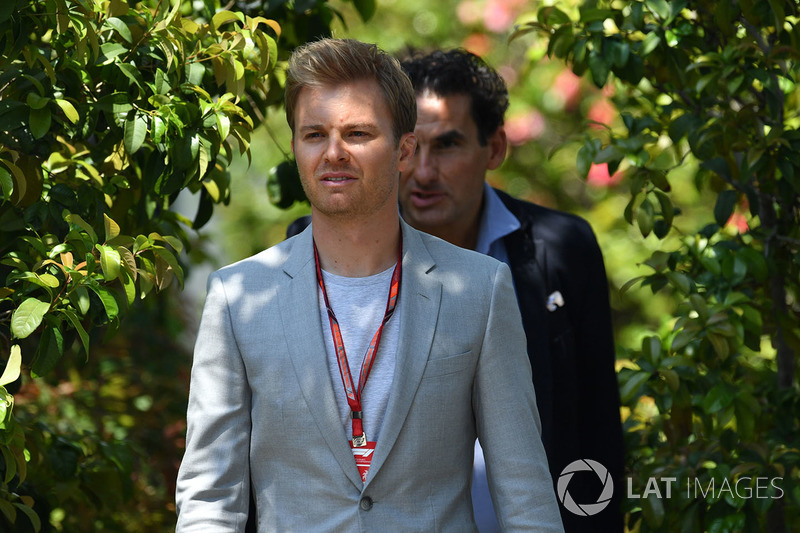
[124,112,148,154]
[0,166,12,202]
[0,446,16,484]
[185,62,205,85]
[645,0,670,20]
[642,336,662,363]
[37,273,61,288]
[216,113,231,141]
[153,246,184,287]
[714,190,738,227]
[541,5,571,25]
[0,0,15,24]
[548,25,575,61]
[671,327,698,351]
[352,0,376,21]
[104,213,121,241]
[61,308,90,357]
[154,68,171,95]
[26,93,50,110]
[65,213,98,243]
[55,98,80,123]
[0,345,21,386]
[702,384,736,414]
[642,492,665,527]
[11,298,50,339]
[587,50,610,88]
[576,143,594,178]
[212,10,244,29]
[106,16,133,43]
[654,189,673,229]
[637,197,655,237]
[29,106,52,139]
[118,246,137,276]
[620,371,651,403]
[665,271,691,294]
[88,284,119,321]
[120,269,136,305]
[99,42,128,63]
[12,502,41,533]
[640,31,660,55]
[117,62,145,91]
[97,244,122,281]
[32,324,64,378]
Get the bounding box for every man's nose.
[409,148,437,184]
[324,135,349,162]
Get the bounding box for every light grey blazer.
[175,220,563,532]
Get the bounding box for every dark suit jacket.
[493,189,624,532]
[283,190,625,531]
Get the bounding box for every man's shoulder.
[214,231,306,281]
[494,188,597,243]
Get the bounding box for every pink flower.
[483,0,516,32]
[587,163,623,187]
[726,212,749,233]
[462,33,492,57]
[587,98,616,129]
[457,0,482,25]
[505,110,545,145]
[552,70,582,111]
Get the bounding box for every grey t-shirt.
[318,265,399,445]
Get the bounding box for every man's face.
[292,79,415,221]
[399,92,506,245]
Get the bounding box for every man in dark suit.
[398,49,625,532]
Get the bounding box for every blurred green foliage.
[518,0,800,530]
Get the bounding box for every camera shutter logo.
[557,459,614,516]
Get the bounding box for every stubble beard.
[303,172,398,221]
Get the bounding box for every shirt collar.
[475,182,521,256]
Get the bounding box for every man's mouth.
[410,190,446,207]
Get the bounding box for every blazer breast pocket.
[421,350,474,379]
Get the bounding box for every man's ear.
[397,132,417,172]
[486,126,507,171]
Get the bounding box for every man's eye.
[435,140,456,149]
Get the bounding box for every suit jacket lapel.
[364,221,441,486]
[278,225,364,489]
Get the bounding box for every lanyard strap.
[313,236,402,447]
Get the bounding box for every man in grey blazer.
[175,38,562,532]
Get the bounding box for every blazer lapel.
[278,225,364,489]
[364,221,441,485]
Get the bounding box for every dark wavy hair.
[400,48,509,146]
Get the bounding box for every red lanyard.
[313,237,402,447]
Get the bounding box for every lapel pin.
[546,291,564,311]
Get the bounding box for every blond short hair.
[285,38,416,144]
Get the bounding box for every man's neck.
[410,195,485,251]
[430,220,480,251]
[312,211,401,277]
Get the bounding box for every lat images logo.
[557,459,614,516]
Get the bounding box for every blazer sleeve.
[474,262,564,532]
[175,272,252,532]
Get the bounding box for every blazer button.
[359,496,373,511]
